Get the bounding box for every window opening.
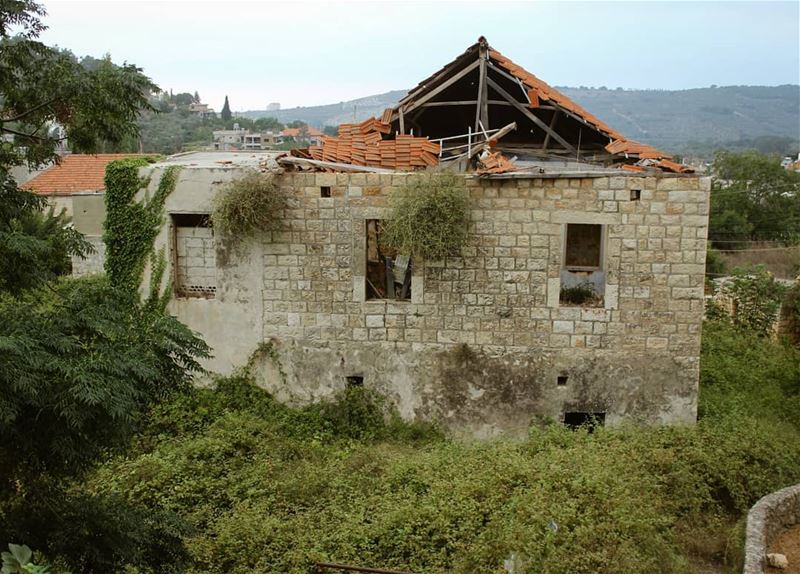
[563,412,605,432]
[320,186,331,198]
[560,223,604,307]
[630,189,641,201]
[564,223,602,270]
[172,213,216,299]
[557,375,569,386]
[365,219,412,301]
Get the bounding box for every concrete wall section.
[142,165,266,376]
[150,168,710,434]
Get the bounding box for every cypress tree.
[221,95,232,121]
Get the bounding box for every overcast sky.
[38,0,800,112]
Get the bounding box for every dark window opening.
[320,186,331,198]
[557,375,569,386]
[346,375,364,387]
[563,412,606,432]
[564,223,602,270]
[630,189,641,201]
[365,219,412,301]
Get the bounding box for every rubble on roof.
[280,37,695,175]
[476,150,517,174]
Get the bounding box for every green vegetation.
[381,172,470,261]
[211,171,287,237]
[711,267,787,336]
[710,151,800,245]
[1,4,209,573]
[220,95,232,122]
[55,318,797,574]
[559,282,602,307]
[103,158,176,293]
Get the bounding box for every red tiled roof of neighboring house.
[23,154,149,195]
[281,127,324,138]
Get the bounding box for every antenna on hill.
[353,104,357,122]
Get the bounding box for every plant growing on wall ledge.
[211,171,287,237]
[381,171,470,261]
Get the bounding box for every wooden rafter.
[392,59,481,121]
[486,76,575,152]
[542,111,560,150]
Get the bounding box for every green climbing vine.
[103,157,178,293]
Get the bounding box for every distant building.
[189,102,216,118]
[279,126,325,146]
[266,102,281,111]
[213,125,280,151]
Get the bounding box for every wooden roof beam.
[486,77,575,152]
[392,59,481,122]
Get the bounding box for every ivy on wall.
[103,157,179,293]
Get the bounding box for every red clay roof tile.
[23,154,149,195]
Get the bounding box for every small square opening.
[563,412,606,432]
[320,186,331,198]
[346,375,364,387]
[630,189,641,201]
[557,375,569,386]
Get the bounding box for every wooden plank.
[399,107,405,135]
[278,156,394,173]
[479,42,489,129]
[474,56,485,131]
[542,111,560,150]
[420,100,514,108]
[467,121,517,160]
[486,61,531,103]
[486,77,575,152]
[395,59,481,119]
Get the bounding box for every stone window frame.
[546,213,618,310]
[351,209,423,304]
[169,211,217,300]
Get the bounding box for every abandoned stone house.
[130,38,710,436]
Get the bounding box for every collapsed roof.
[281,37,691,175]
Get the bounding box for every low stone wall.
[743,483,800,573]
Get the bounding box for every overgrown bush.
[75,326,800,574]
[381,172,470,260]
[211,171,287,237]
[780,279,800,348]
[716,266,786,336]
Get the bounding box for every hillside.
[241,85,800,156]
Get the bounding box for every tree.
[221,95,232,121]
[0,1,157,293]
[0,3,209,569]
[193,90,200,103]
[710,151,800,246]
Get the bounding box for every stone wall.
[149,166,711,436]
[744,483,800,573]
[72,235,105,276]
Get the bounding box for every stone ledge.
[743,482,800,573]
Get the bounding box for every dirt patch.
[768,524,800,573]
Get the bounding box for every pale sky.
[38,0,800,112]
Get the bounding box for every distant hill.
[241,85,800,156]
